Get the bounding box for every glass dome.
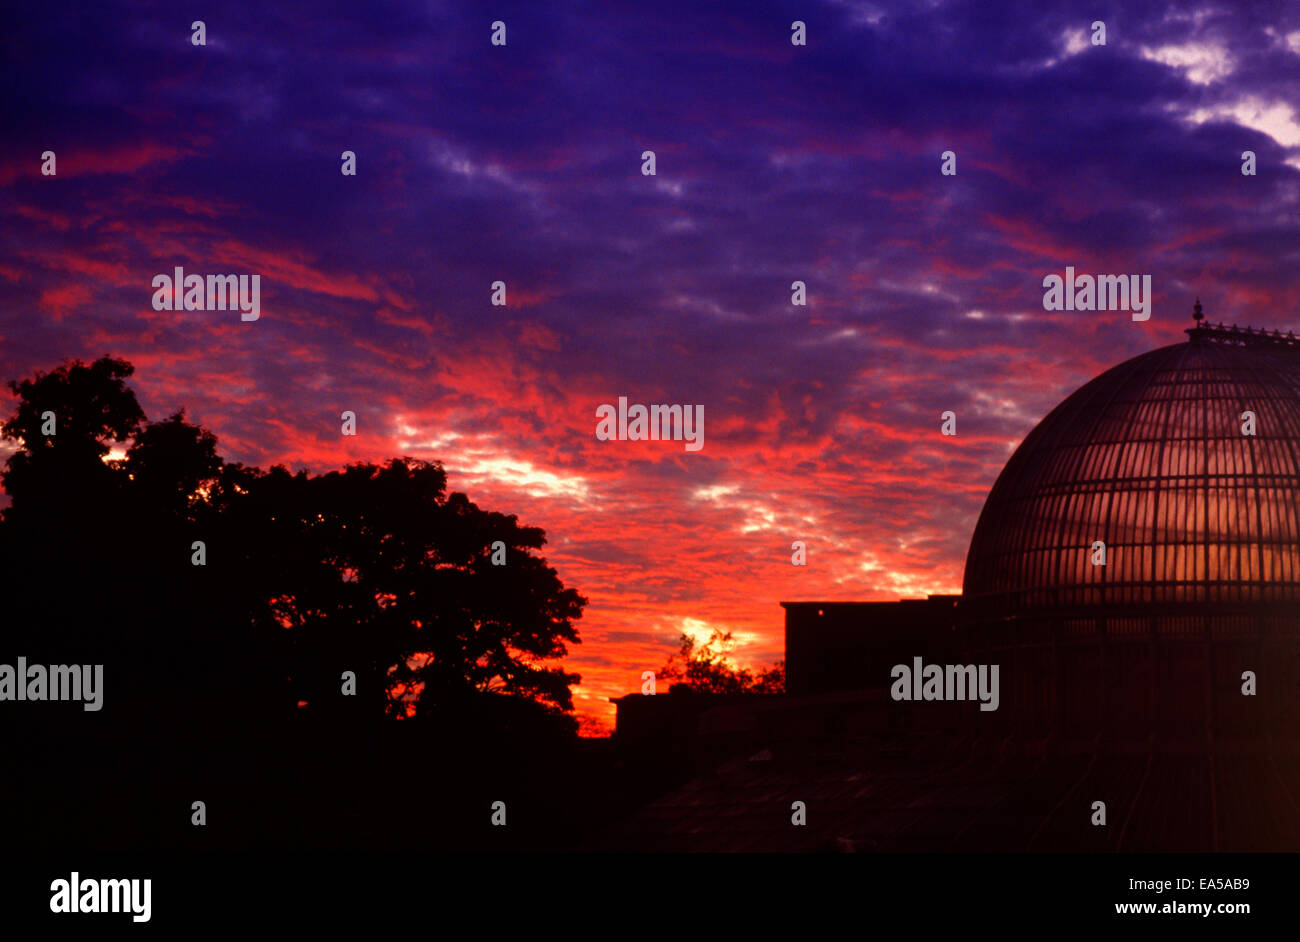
[963,327,1300,610]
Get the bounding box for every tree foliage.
[0,356,586,732]
[658,628,785,694]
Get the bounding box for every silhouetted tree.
[0,358,146,666]
[658,628,785,694]
[220,458,586,726]
[125,410,222,517]
[0,356,587,743]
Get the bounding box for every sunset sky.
[4,1,1300,731]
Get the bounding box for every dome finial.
[1193,297,1204,323]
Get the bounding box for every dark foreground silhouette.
[0,357,680,850]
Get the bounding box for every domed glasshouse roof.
[964,311,1300,611]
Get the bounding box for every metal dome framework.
[958,312,1300,747]
[964,322,1300,610]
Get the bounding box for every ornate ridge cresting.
[1186,298,1300,351]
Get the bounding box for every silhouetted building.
[610,686,766,769]
[599,306,1300,851]
[962,311,1300,749]
[782,597,959,696]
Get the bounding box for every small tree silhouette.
[658,628,785,694]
